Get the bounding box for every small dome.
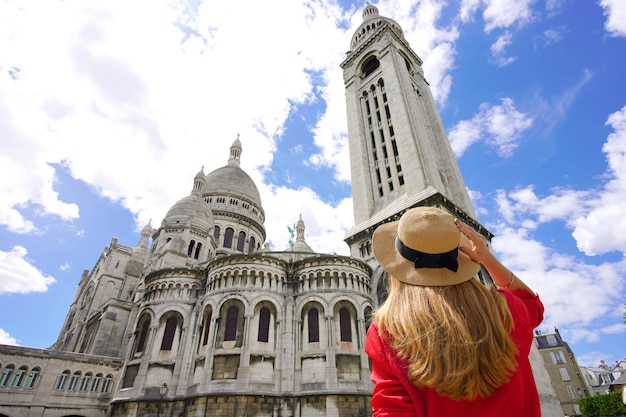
[162,191,214,235]
[351,5,404,49]
[160,166,213,234]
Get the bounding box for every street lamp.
[157,383,168,417]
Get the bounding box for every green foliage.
[579,392,626,416]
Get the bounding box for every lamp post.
[157,383,168,417]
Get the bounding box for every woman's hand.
[454,218,493,266]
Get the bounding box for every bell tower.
[342,4,480,260]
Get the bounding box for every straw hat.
[372,206,480,286]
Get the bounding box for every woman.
[365,206,544,417]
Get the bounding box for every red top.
[365,290,544,417]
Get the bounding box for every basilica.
[0,5,562,417]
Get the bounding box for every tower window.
[339,307,352,342]
[223,228,234,248]
[362,56,380,78]
[161,317,178,350]
[237,231,246,252]
[225,306,239,341]
[308,308,320,343]
[258,307,270,343]
[202,310,212,346]
[135,318,150,353]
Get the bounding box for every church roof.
[202,138,263,208]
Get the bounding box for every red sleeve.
[365,322,417,417]
[507,289,544,329]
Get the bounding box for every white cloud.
[482,0,536,32]
[472,105,626,344]
[489,32,517,67]
[0,246,56,295]
[571,105,626,255]
[458,0,537,31]
[600,0,626,37]
[0,328,19,346]
[449,98,533,157]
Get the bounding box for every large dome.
[203,165,262,207]
[202,138,263,209]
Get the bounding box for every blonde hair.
[374,277,519,401]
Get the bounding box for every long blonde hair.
[375,277,519,401]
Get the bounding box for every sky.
[0,0,625,370]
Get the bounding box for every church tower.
[340,6,562,416]
[342,4,482,265]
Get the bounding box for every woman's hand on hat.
[454,219,491,265]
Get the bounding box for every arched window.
[56,370,70,390]
[258,307,270,343]
[339,307,352,342]
[224,306,239,341]
[237,231,246,252]
[91,373,103,392]
[135,318,150,353]
[25,367,40,389]
[68,371,81,391]
[214,225,220,240]
[11,366,27,387]
[0,365,14,386]
[161,317,178,350]
[194,242,202,259]
[102,374,113,393]
[362,55,380,77]
[308,308,320,343]
[80,372,92,392]
[223,228,234,248]
[202,310,212,346]
[187,240,196,256]
[248,236,256,253]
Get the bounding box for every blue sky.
[1,0,625,369]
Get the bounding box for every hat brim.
[372,220,481,286]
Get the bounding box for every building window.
[25,368,40,389]
[11,366,27,387]
[237,231,246,252]
[339,307,352,342]
[56,370,70,390]
[546,335,557,346]
[559,368,571,381]
[248,236,256,253]
[566,385,577,399]
[68,371,81,391]
[214,225,220,240]
[0,365,14,386]
[161,317,178,350]
[80,373,92,392]
[551,351,567,364]
[202,310,212,346]
[308,308,320,343]
[102,375,113,393]
[225,306,239,341]
[258,307,270,343]
[136,319,150,353]
[194,242,202,259]
[187,240,196,256]
[91,374,103,392]
[223,228,234,248]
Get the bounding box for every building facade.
[1,5,561,417]
[535,329,589,416]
